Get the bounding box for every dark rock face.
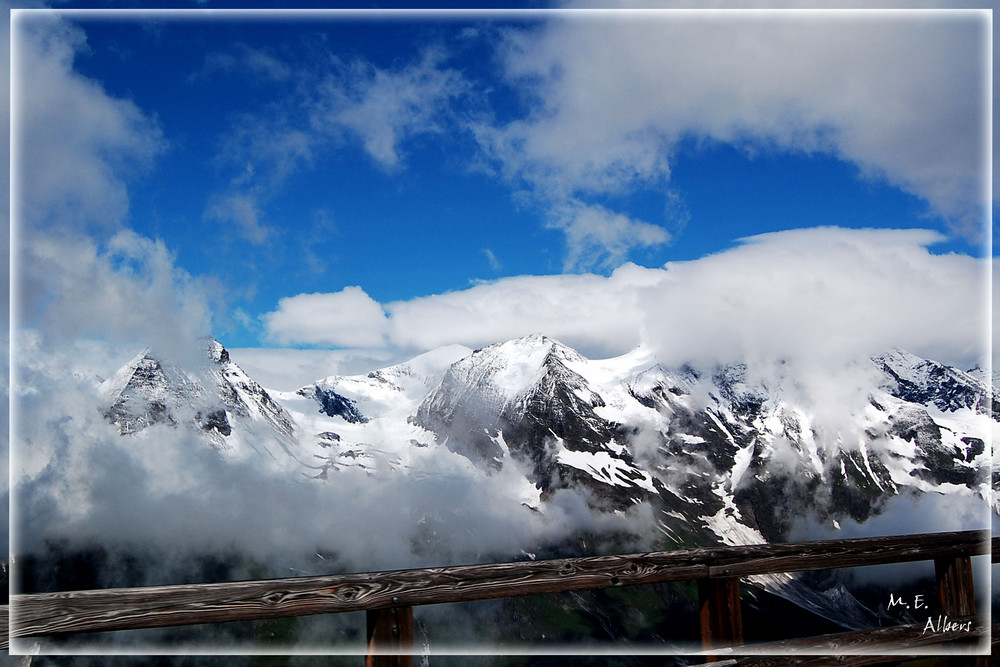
[412,335,657,511]
[411,335,993,543]
[876,349,988,414]
[103,355,192,434]
[306,386,369,424]
[101,338,296,447]
[497,350,625,496]
[197,409,232,436]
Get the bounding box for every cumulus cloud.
[643,227,988,370]
[11,12,217,366]
[384,264,659,357]
[10,13,223,548]
[19,230,214,360]
[481,10,989,238]
[264,227,989,374]
[265,286,389,348]
[12,12,164,231]
[549,200,671,271]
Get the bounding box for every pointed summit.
[101,339,297,457]
[412,334,656,509]
[873,348,989,413]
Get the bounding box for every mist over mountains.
[12,332,992,648]
[298,333,991,540]
[37,334,991,543]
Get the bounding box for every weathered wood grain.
[366,606,413,667]
[699,577,743,651]
[935,555,977,616]
[704,529,989,578]
[11,550,709,637]
[9,529,989,641]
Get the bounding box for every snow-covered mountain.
[411,334,658,509]
[100,338,299,463]
[95,333,991,630]
[101,334,991,542]
[273,334,989,543]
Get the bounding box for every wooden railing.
[1,529,993,662]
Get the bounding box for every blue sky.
[7,8,996,643]
[10,7,994,377]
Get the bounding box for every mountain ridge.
[100,334,992,546]
[91,333,992,632]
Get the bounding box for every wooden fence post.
[365,606,414,667]
[698,577,743,653]
[935,555,976,616]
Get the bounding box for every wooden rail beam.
[10,549,709,638]
[8,529,990,645]
[703,530,988,578]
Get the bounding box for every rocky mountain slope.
[103,334,991,542]
[100,338,300,463]
[286,334,991,547]
[97,334,992,628]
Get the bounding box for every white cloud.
[204,190,271,245]
[203,44,470,261]
[218,111,315,193]
[482,10,989,238]
[264,227,989,375]
[643,226,989,370]
[230,346,402,390]
[385,264,659,357]
[11,13,216,367]
[265,286,389,348]
[196,43,293,84]
[549,200,671,271]
[18,229,215,368]
[13,12,164,231]
[483,248,502,271]
[313,47,468,170]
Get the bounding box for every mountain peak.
[206,336,229,364]
[873,347,987,414]
[100,339,297,456]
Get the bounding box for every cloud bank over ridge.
[264,226,991,377]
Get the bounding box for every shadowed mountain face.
[409,335,658,513]
[71,333,994,631]
[405,336,990,543]
[103,334,991,548]
[101,338,297,458]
